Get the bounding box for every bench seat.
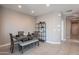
[19,39,39,46]
[18,39,39,53]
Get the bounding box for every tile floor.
[0,40,79,55]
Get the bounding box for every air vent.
[66,10,72,12]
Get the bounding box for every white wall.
[66,19,71,39]
[61,16,71,40]
[0,8,35,45]
[61,14,66,41]
[36,12,62,43]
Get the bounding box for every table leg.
[38,41,39,46]
[21,46,23,54]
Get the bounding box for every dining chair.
[9,33,15,53]
[9,33,19,53]
[18,31,24,36]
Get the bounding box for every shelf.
[35,22,46,42]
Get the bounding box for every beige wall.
[0,6,1,38]
[0,8,35,45]
[0,7,69,45]
[36,12,61,43]
[0,6,4,45]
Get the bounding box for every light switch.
[57,25,60,27]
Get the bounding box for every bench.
[18,39,39,53]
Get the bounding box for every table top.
[13,35,27,41]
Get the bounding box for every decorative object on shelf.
[35,21,46,42]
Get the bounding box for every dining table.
[13,35,27,42]
[11,34,39,53]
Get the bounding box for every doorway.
[71,20,79,40]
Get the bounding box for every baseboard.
[68,40,79,43]
[61,39,66,42]
[46,41,61,44]
[0,43,10,48]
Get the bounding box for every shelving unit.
[35,22,46,42]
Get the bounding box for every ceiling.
[1,4,79,16]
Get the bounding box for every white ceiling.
[1,4,79,16]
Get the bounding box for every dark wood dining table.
[12,35,39,53]
[13,35,27,42]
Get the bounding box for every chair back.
[18,31,24,36]
[9,33,14,53]
[9,33,14,45]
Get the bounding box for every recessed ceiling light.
[32,10,34,13]
[46,4,50,7]
[18,5,22,8]
[58,13,61,16]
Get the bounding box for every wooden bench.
[18,39,39,53]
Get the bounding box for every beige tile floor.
[1,40,79,55]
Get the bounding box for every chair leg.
[10,46,14,53]
[34,42,36,46]
[21,46,23,54]
[18,44,21,51]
